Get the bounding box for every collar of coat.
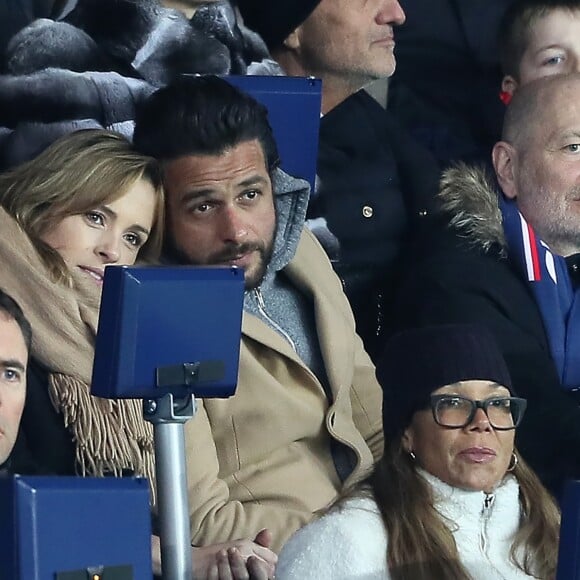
[438,163,507,257]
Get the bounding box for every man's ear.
[492,141,518,200]
[502,75,519,97]
[283,27,301,50]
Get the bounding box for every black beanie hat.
[237,0,323,50]
[376,324,513,439]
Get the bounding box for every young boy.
[499,0,580,99]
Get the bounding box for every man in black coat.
[237,0,441,360]
[390,73,580,496]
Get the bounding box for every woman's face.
[40,177,157,286]
[403,380,515,493]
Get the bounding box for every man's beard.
[164,238,274,290]
[518,179,580,256]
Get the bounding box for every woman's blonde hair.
[0,129,164,283]
[369,438,560,580]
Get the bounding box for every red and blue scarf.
[500,195,580,390]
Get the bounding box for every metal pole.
[145,393,195,580]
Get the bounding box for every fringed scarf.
[0,208,155,498]
[500,196,580,390]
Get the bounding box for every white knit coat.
[276,473,539,580]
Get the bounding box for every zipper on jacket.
[254,288,297,352]
[252,288,326,390]
[255,291,360,473]
[480,493,494,553]
[479,493,508,579]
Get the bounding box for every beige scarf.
[0,208,155,497]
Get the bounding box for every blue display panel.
[0,476,151,580]
[92,265,245,400]
[223,74,322,193]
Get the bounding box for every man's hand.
[202,529,276,580]
[152,530,277,579]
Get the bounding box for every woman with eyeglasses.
[276,324,560,580]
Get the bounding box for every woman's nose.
[95,235,121,263]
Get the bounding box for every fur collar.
[438,163,506,256]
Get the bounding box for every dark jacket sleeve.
[10,358,76,476]
[388,230,580,496]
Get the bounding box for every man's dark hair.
[133,75,280,173]
[0,289,32,352]
[498,0,580,79]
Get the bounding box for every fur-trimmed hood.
[438,163,507,255]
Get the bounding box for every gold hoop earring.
[507,452,518,472]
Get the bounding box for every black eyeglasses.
[430,395,527,430]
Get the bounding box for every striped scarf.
[500,196,580,390]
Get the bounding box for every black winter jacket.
[10,359,76,476]
[309,89,440,360]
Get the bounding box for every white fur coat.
[276,473,539,580]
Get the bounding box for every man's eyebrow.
[179,175,269,204]
[238,175,269,188]
[559,130,580,141]
[0,359,26,372]
[180,189,217,204]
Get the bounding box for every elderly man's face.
[509,81,580,256]
[291,0,405,87]
[0,312,28,466]
[162,139,276,289]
